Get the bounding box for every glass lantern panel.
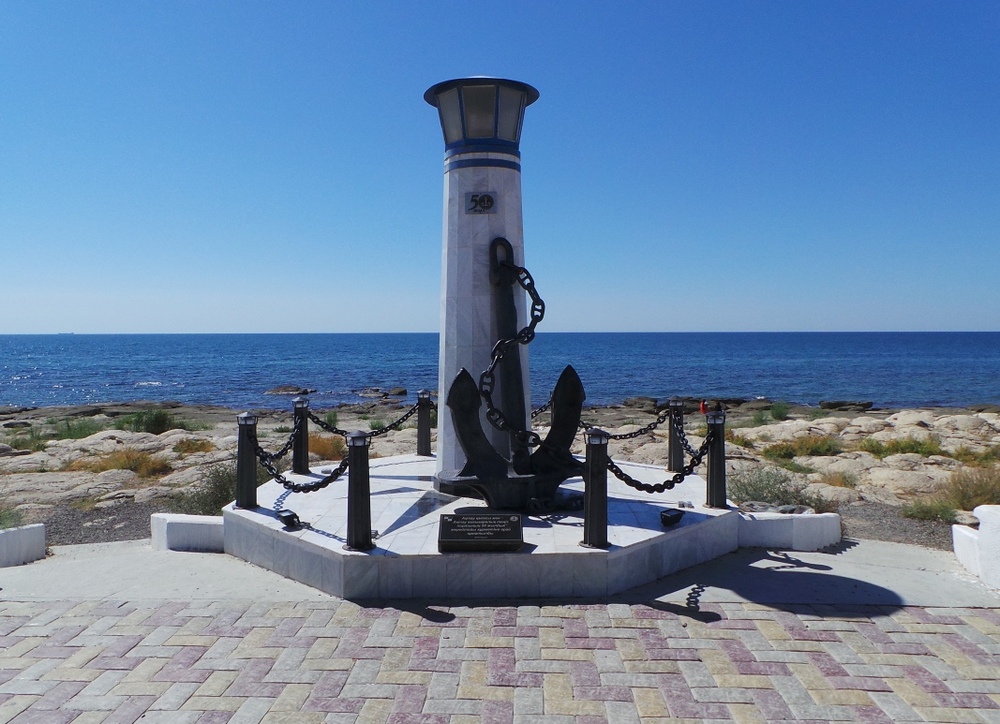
[497,86,525,142]
[437,88,464,144]
[462,85,497,138]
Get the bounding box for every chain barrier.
[578,406,674,440]
[605,429,714,494]
[307,400,423,441]
[248,427,350,493]
[479,261,547,449]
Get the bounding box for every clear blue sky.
[2,1,997,334]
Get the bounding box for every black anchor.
[439,237,587,511]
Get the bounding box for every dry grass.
[172,438,216,455]
[815,471,858,489]
[67,449,172,478]
[903,464,1000,522]
[309,433,347,460]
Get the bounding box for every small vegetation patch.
[119,410,204,435]
[368,419,386,431]
[68,449,172,477]
[770,402,790,421]
[172,438,215,455]
[309,433,346,460]
[56,418,107,439]
[324,411,339,429]
[6,427,49,452]
[858,436,944,459]
[171,460,271,515]
[815,471,858,489]
[902,499,957,523]
[762,435,842,460]
[901,465,1000,523]
[728,466,837,512]
[949,445,1000,467]
[725,430,755,448]
[0,507,24,529]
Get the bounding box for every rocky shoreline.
[2,397,996,550]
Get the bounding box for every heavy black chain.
[479,261,546,448]
[257,414,302,464]
[578,407,673,440]
[673,413,700,457]
[308,411,352,437]
[606,429,714,494]
[308,400,422,441]
[530,398,552,419]
[248,427,350,493]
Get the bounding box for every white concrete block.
[974,505,1000,589]
[150,513,224,553]
[738,512,841,551]
[0,524,46,567]
[953,525,981,578]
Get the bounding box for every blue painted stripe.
[445,158,521,172]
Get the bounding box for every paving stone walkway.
[2,597,999,723]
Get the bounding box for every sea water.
[1,332,998,410]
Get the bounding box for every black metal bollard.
[236,412,259,509]
[705,409,728,508]
[667,397,685,472]
[292,397,310,474]
[582,428,610,549]
[417,389,432,457]
[345,431,375,551]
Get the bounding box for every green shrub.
[762,435,842,460]
[324,411,339,428]
[858,436,944,459]
[902,499,956,523]
[369,419,386,431]
[0,507,24,529]
[6,427,49,452]
[119,409,203,435]
[57,418,106,439]
[728,466,836,512]
[770,402,790,421]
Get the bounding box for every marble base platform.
[223,454,741,600]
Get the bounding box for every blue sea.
[1,332,999,411]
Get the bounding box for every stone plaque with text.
[438,512,523,553]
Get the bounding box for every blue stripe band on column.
[444,158,521,172]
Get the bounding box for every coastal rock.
[2,420,31,428]
[819,400,874,411]
[265,385,316,396]
[623,396,657,412]
[954,510,979,527]
[803,482,860,504]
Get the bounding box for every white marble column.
[436,153,532,475]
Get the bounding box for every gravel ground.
[38,496,956,551]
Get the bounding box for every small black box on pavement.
[660,509,685,527]
[438,512,523,552]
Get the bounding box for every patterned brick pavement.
[2,598,1000,723]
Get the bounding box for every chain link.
[478,260,546,449]
[255,414,302,464]
[248,427,350,493]
[673,413,701,457]
[605,429,715,494]
[530,398,552,419]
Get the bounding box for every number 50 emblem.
[466,192,497,214]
